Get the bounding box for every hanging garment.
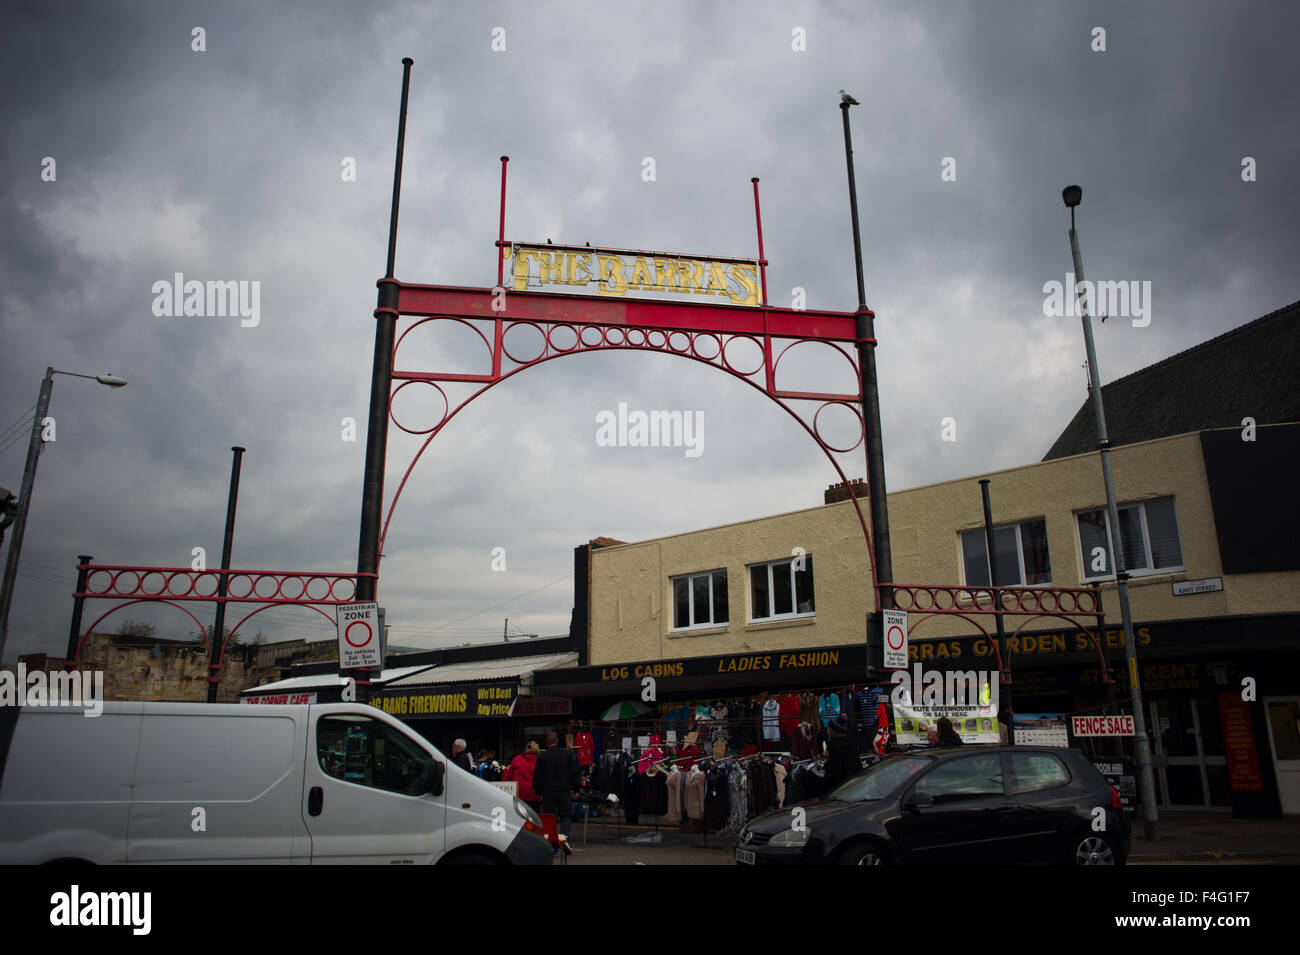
[773,762,787,807]
[800,692,819,725]
[665,770,683,823]
[575,731,595,766]
[685,770,707,821]
[856,686,880,726]
[638,746,663,775]
[761,699,781,741]
[677,744,702,771]
[791,722,815,760]
[709,704,729,744]
[622,762,641,824]
[727,766,750,834]
[706,768,730,830]
[778,694,800,736]
[818,693,841,720]
[641,770,669,816]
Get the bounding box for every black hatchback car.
[735,746,1129,865]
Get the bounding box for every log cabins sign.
[509,243,762,306]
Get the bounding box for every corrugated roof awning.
[384,652,579,689]
[241,663,437,696]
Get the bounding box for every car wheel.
[1070,832,1119,865]
[839,842,888,865]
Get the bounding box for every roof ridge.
[1098,298,1299,391]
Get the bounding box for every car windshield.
[825,756,930,801]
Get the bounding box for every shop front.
[903,613,1298,817]
[368,652,579,768]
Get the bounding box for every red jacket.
[504,752,539,802]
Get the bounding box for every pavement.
[1126,810,1300,863]
[554,810,1300,864]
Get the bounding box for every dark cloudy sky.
[2,1,1296,661]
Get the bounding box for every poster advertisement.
[1013,713,1070,747]
[1218,691,1264,791]
[893,701,1000,744]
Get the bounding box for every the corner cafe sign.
[511,243,761,307]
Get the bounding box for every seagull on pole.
[839,89,860,106]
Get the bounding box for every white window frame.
[1075,497,1185,583]
[959,519,1053,588]
[669,569,728,631]
[747,556,815,623]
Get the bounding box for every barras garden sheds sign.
[510,243,761,306]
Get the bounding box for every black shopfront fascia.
[535,613,1300,706]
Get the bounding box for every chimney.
[824,478,868,505]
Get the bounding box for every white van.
[0,702,553,865]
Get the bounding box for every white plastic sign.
[336,602,381,669]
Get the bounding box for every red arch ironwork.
[380,320,878,593]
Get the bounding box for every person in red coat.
[504,740,541,809]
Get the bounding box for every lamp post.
[839,95,894,614]
[0,368,127,662]
[1061,186,1159,841]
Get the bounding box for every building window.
[749,556,815,621]
[959,519,1052,586]
[671,569,728,630]
[1076,497,1184,581]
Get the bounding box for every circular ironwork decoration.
[390,380,450,436]
[812,401,866,454]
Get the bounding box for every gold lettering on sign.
[512,245,761,306]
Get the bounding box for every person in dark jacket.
[822,716,861,793]
[935,717,965,747]
[532,731,580,843]
[450,739,473,772]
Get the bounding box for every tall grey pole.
[0,368,55,661]
[356,57,415,608]
[1063,185,1158,840]
[978,479,1012,744]
[839,100,894,611]
[207,446,245,702]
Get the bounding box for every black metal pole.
[356,57,414,608]
[839,101,894,611]
[978,480,1013,744]
[0,368,55,660]
[64,554,92,669]
[207,446,245,703]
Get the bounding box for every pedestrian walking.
[504,740,542,810]
[532,731,579,850]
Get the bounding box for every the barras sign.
[510,243,761,306]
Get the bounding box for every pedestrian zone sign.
[337,602,381,669]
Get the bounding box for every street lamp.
[1061,186,1159,841]
[0,367,128,661]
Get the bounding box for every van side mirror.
[905,790,934,812]
[428,761,445,797]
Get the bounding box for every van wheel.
[1070,832,1120,865]
[443,851,498,865]
[839,842,889,865]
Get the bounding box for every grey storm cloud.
[1,0,1296,660]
